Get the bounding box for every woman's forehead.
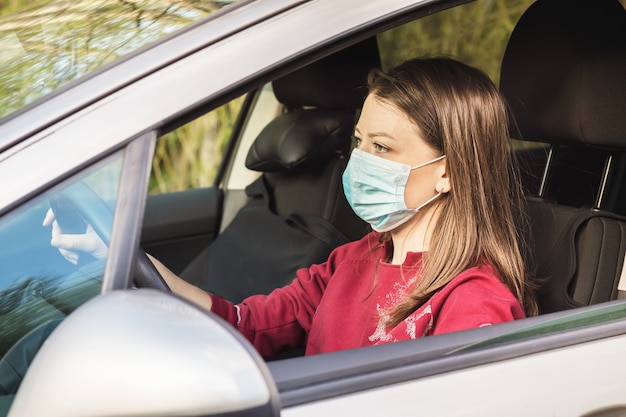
[356,95,418,137]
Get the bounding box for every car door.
[270,301,626,417]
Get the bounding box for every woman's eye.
[374,143,389,153]
[351,136,362,148]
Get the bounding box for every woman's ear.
[435,163,451,194]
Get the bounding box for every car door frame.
[273,301,626,416]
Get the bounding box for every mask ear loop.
[408,154,447,212]
[411,191,444,212]
[410,154,446,170]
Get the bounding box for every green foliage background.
[378,0,533,84]
[151,99,244,193]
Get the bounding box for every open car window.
[0,151,123,414]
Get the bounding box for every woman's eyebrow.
[369,131,398,142]
[354,126,398,141]
[354,126,397,141]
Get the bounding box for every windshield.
[0,0,239,121]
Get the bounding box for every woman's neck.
[388,206,439,265]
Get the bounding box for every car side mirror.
[8,290,280,417]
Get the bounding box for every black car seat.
[500,0,626,313]
[198,38,379,303]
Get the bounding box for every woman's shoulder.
[428,263,522,312]
[442,263,512,296]
[429,263,525,335]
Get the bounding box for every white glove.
[43,208,108,265]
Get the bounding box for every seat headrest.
[245,108,354,172]
[272,37,381,109]
[500,0,626,149]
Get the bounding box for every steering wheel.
[49,181,170,292]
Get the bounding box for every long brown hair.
[368,58,538,326]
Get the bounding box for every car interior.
[155,0,626,318]
[112,14,611,405]
[267,0,626,401]
[190,38,378,303]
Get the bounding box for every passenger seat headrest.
[245,108,354,173]
[500,0,626,149]
[246,38,381,173]
[273,37,381,109]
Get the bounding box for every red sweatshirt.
[211,232,524,357]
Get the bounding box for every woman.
[48,57,538,357]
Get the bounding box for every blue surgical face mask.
[342,148,446,232]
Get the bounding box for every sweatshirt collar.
[381,238,423,266]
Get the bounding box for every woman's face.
[353,94,448,209]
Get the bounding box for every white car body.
[1,0,625,416]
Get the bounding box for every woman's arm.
[147,254,213,311]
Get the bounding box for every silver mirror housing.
[8,290,280,417]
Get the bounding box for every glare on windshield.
[0,0,236,120]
